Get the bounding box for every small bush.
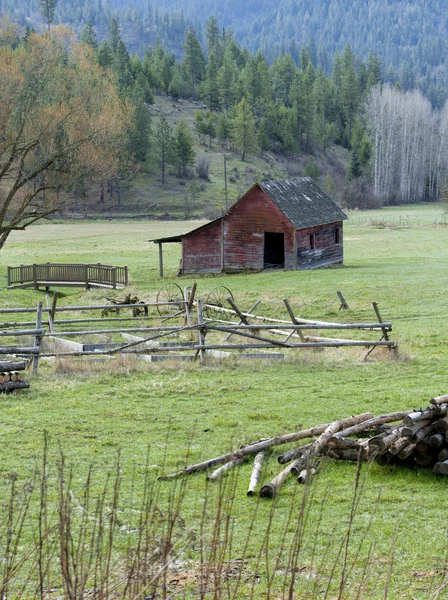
[196,158,210,180]
[344,178,384,210]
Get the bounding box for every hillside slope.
[85,95,349,218]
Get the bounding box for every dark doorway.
[264,232,285,268]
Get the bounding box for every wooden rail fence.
[7,263,128,290]
[0,290,397,368]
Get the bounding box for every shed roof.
[259,177,347,230]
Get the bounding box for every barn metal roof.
[259,177,347,230]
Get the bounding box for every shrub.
[196,158,210,180]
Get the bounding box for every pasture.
[0,203,448,598]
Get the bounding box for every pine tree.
[231,98,259,161]
[38,0,58,32]
[303,157,320,179]
[173,119,196,177]
[203,51,220,110]
[183,27,206,100]
[205,16,220,60]
[218,48,237,113]
[80,20,98,51]
[129,90,151,162]
[340,44,359,145]
[97,40,113,68]
[366,54,382,90]
[108,18,121,53]
[154,116,174,184]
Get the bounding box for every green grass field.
[0,203,448,598]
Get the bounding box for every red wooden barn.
[153,178,347,276]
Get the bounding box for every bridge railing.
[7,263,128,289]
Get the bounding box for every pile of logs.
[159,395,448,498]
[0,360,30,392]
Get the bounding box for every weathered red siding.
[296,222,343,269]
[182,219,222,274]
[180,186,344,273]
[223,187,296,271]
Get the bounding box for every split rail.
[0,286,396,371]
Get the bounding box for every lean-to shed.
[152,177,347,276]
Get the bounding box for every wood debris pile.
[0,360,30,392]
[159,395,448,498]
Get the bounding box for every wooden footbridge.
[7,263,128,291]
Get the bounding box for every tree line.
[4,0,447,109]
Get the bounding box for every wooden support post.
[283,298,305,342]
[183,282,197,328]
[33,264,38,290]
[224,300,260,342]
[226,297,249,325]
[196,299,206,361]
[364,301,392,361]
[124,266,128,287]
[337,291,349,310]
[84,264,89,290]
[50,292,59,327]
[158,243,164,278]
[45,294,55,334]
[111,267,117,290]
[372,302,389,341]
[33,301,43,375]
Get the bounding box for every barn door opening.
[264,232,285,268]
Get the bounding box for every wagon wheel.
[204,286,234,319]
[156,282,185,316]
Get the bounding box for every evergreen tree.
[366,54,382,89]
[183,27,206,100]
[97,40,113,68]
[154,115,174,184]
[113,40,134,92]
[173,118,196,177]
[231,98,259,161]
[108,18,121,53]
[218,48,237,113]
[205,15,220,60]
[203,51,220,110]
[38,0,58,32]
[195,111,217,147]
[80,20,98,51]
[340,44,359,145]
[129,91,151,162]
[303,157,320,179]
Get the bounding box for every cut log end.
[259,484,275,498]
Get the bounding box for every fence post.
[33,301,43,375]
[20,264,23,284]
[7,266,11,287]
[33,264,37,290]
[85,264,89,290]
[112,267,117,289]
[124,266,128,287]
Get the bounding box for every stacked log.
[0,360,30,392]
[354,396,448,476]
[158,395,448,498]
